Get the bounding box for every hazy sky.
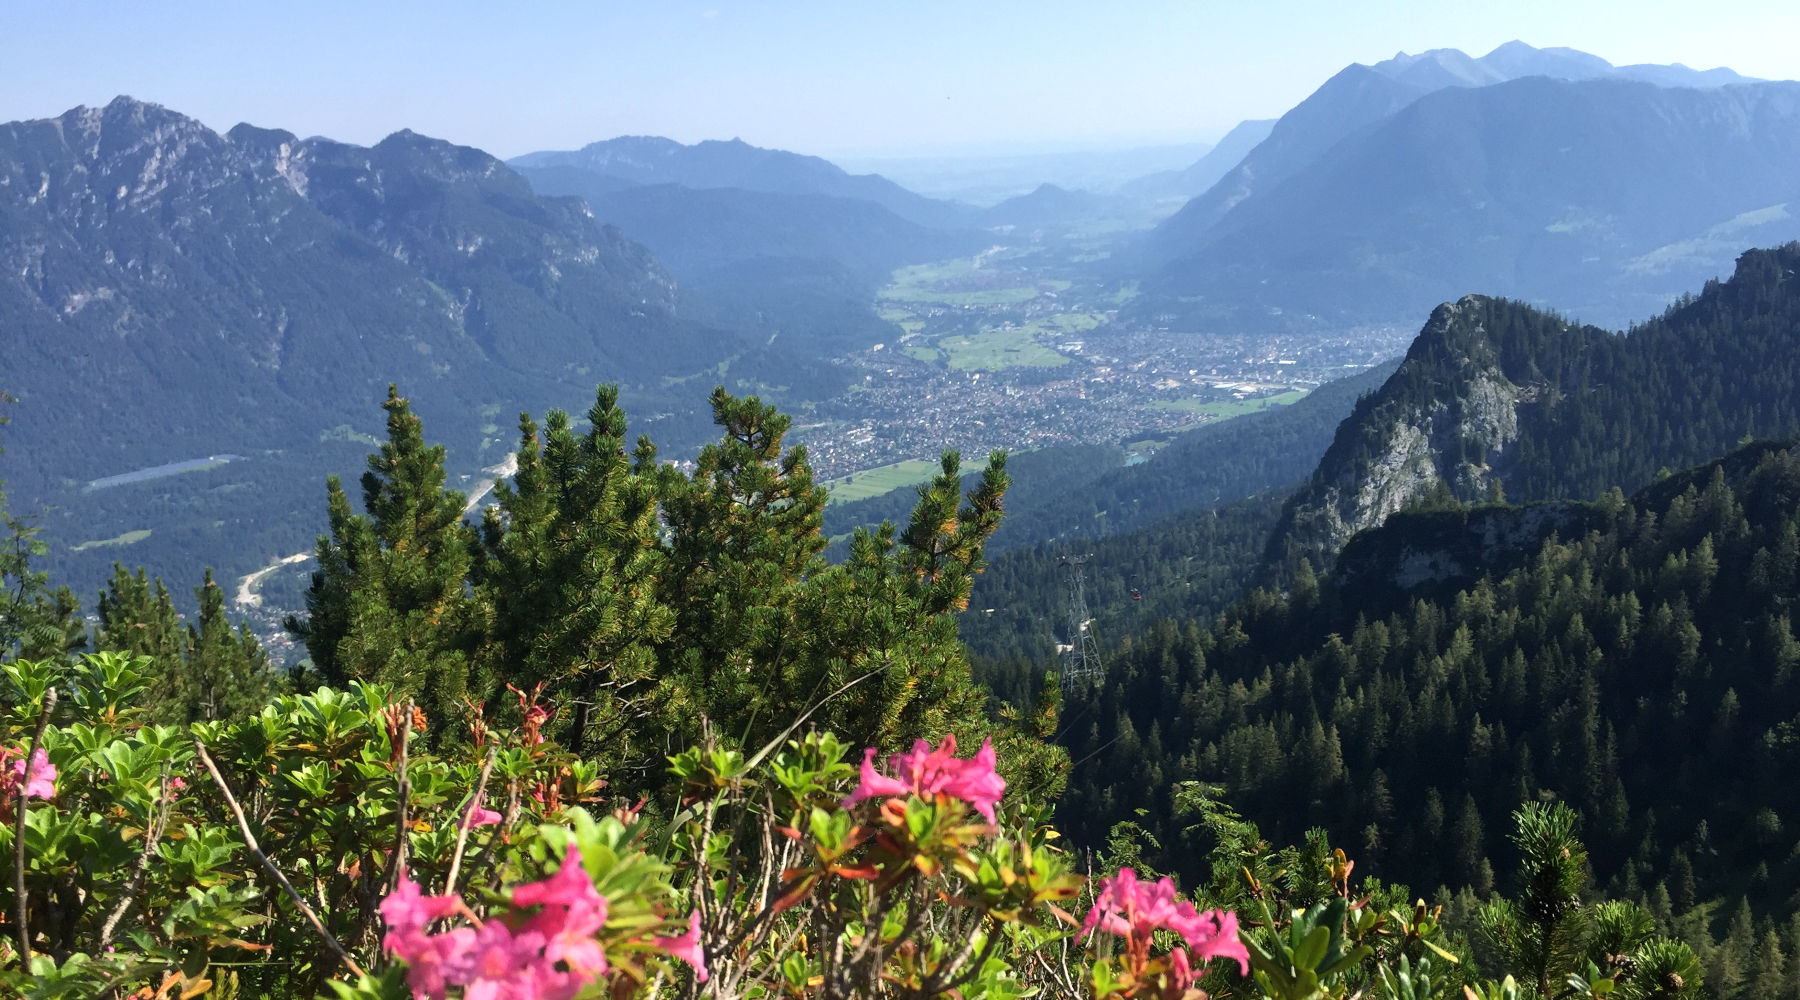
[5,0,1799,160]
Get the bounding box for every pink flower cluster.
[842,735,1006,822]
[2,747,56,800]
[381,848,706,1000]
[1083,868,1248,988]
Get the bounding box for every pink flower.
[511,848,610,979]
[381,876,459,951]
[650,910,710,982]
[1174,907,1247,974]
[9,749,56,800]
[1082,868,1248,976]
[462,803,502,830]
[380,876,463,999]
[842,735,1006,822]
[437,922,579,1000]
[1169,946,1196,991]
[167,776,187,794]
[379,849,617,1000]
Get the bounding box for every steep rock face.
[1264,245,1800,578]
[1270,296,1527,569]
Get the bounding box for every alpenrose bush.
[0,652,1248,1000]
[6,651,1667,1000]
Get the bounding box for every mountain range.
[1115,118,1277,205]
[1138,42,1800,330]
[0,97,838,609]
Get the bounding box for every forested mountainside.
[947,363,1399,673]
[1059,441,1800,998]
[513,169,987,351]
[1269,244,1800,575]
[0,98,842,607]
[1142,79,1800,330]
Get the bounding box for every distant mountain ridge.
[514,156,988,352]
[1147,41,1756,259]
[511,135,977,229]
[1371,39,1756,91]
[1117,118,1276,203]
[1141,66,1800,330]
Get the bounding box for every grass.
[903,345,941,363]
[941,329,1071,372]
[1049,312,1102,333]
[1146,388,1311,420]
[878,258,1040,307]
[72,529,152,553]
[823,459,942,504]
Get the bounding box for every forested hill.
[1269,244,1800,576]
[512,172,988,353]
[1062,440,1800,996]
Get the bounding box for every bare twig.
[444,745,498,896]
[13,686,54,964]
[742,666,884,775]
[384,701,414,892]
[192,738,367,978]
[97,766,175,951]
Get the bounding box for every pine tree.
[1453,793,1487,891]
[95,564,186,711]
[1478,802,1592,997]
[288,385,477,733]
[1748,928,1786,1000]
[473,388,672,764]
[181,569,274,721]
[651,388,830,751]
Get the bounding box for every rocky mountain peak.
[1266,295,1554,574]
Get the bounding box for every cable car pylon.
[1056,554,1103,690]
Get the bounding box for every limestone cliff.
[1267,295,1539,573]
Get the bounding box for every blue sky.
[5,1,1799,159]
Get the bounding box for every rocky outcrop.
[1268,296,1531,573]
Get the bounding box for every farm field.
[941,329,1072,371]
[878,257,1042,307]
[821,458,941,503]
[1145,388,1310,420]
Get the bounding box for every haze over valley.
[10,38,1796,646]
